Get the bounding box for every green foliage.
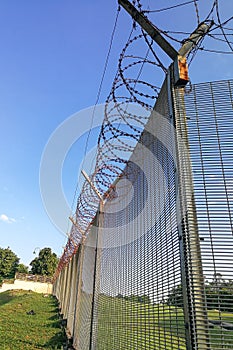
[138,294,151,304]
[98,294,233,349]
[123,294,151,304]
[205,273,233,312]
[30,247,58,276]
[16,263,29,274]
[166,274,233,313]
[166,284,183,308]
[116,293,124,299]
[0,247,19,278]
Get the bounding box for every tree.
[138,294,151,304]
[16,263,29,274]
[30,248,58,276]
[124,294,151,304]
[205,273,233,312]
[116,293,124,299]
[166,275,233,312]
[166,284,183,308]
[0,247,19,278]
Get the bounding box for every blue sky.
[0,0,232,266]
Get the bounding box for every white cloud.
[0,214,16,224]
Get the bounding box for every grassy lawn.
[95,295,186,350]
[0,289,66,349]
[4,289,231,349]
[208,310,233,349]
[93,295,233,349]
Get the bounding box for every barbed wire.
[55,0,233,276]
[69,6,122,221]
[193,0,200,25]
[143,0,233,56]
[143,0,200,14]
[215,0,233,51]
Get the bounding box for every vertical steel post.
[168,65,210,349]
[64,258,72,320]
[89,200,104,350]
[167,69,192,350]
[67,251,78,340]
[71,248,81,340]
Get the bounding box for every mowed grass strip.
[0,289,66,349]
[96,295,233,349]
[95,295,186,350]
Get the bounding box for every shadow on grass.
[0,291,15,306]
[9,336,64,350]
[11,328,67,349]
[48,314,60,321]
[45,319,63,330]
[43,330,67,349]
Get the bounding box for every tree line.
[0,246,58,284]
[116,293,151,304]
[166,273,233,312]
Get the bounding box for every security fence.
[184,80,233,348]
[53,79,233,350]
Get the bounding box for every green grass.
[208,310,233,349]
[92,295,233,349]
[0,289,66,349]
[95,295,186,350]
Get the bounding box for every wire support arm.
[179,21,214,57]
[118,0,178,60]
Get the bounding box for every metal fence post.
[89,199,104,350]
[168,66,210,349]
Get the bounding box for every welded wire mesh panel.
[52,270,60,299]
[91,79,187,350]
[184,79,233,349]
[73,225,97,350]
[66,252,80,337]
[59,265,69,312]
[63,261,73,320]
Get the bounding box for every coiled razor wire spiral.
[55,0,233,277]
[55,38,163,274]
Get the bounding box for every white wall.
[0,279,53,294]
